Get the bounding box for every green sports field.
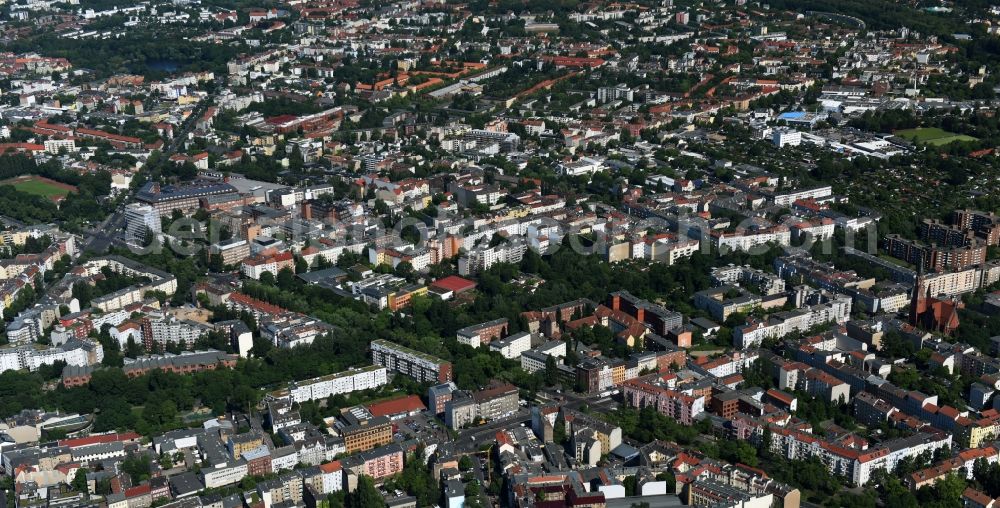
[0,175,77,201]
[895,127,978,146]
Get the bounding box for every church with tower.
[909,271,963,336]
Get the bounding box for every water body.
[147,59,181,72]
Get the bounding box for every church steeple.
[909,259,926,326]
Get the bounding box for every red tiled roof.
[125,484,151,498]
[319,460,342,473]
[430,275,477,294]
[76,128,141,144]
[365,395,426,417]
[265,114,298,125]
[59,432,141,448]
[229,292,286,315]
[963,487,994,505]
[0,143,45,152]
[766,389,795,404]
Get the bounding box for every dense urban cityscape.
[1,0,1000,508]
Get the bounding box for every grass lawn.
[877,253,914,268]
[924,134,979,145]
[0,175,76,200]
[895,127,978,145]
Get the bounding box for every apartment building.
[608,290,684,336]
[337,415,393,454]
[922,265,997,297]
[342,444,404,482]
[445,382,519,429]
[694,286,763,322]
[241,250,295,279]
[202,462,248,489]
[428,382,458,415]
[761,427,951,486]
[768,185,833,207]
[209,239,251,266]
[489,331,532,359]
[953,209,1000,245]
[456,318,509,348]
[228,433,265,460]
[711,225,791,252]
[458,242,528,276]
[564,410,623,455]
[734,294,852,349]
[140,312,211,350]
[885,234,986,272]
[520,340,568,373]
[280,365,389,404]
[620,379,706,426]
[370,339,452,383]
[712,265,786,296]
[0,339,103,373]
[122,350,237,378]
[920,219,978,247]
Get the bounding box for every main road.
[82,96,215,253]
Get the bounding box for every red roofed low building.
[33,121,73,136]
[122,484,152,507]
[365,395,426,420]
[59,432,142,449]
[220,150,243,166]
[765,388,797,412]
[226,292,288,321]
[266,114,298,127]
[541,56,606,68]
[75,128,142,148]
[719,373,743,389]
[248,8,278,22]
[0,143,45,154]
[908,447,999,490]
[792,198,827,214]
[962,487,997,508]
[169,152,209,170]
[429,276,477,298]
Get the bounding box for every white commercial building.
[44,139,76,154]
[772,128,801,148]
[488,331,532,359]
[734,295,852,349]
[0,340,104,373]
[143,312,210,349]
[202,462,248,489]
[284,366,389,404]
[124,203,162,246]
[520,340,567,373]
[458,242,527,276]
[713,226,791,252]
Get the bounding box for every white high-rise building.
[772,128,801,148]
[124,203,161,246]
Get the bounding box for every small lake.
[147,59,181,72]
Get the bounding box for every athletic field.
[0,175,78,202]
[895,127,978,146]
